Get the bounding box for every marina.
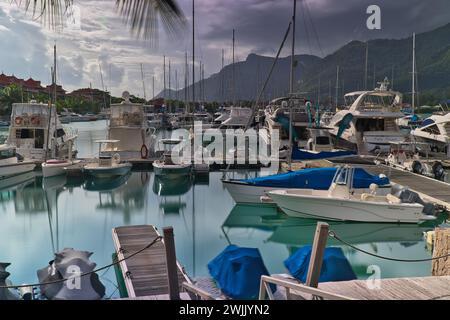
[0,0,449,307]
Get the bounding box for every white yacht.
[0,145,36,179]
[152,139,192,178]
[219,107,253,129]
[213,109,230,127]
[328,78,406,154]
[6,101,77,162]
[411,113,450,153]
[102,92,156,160]
[84,140,132,178]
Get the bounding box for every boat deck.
[112,225,190,298]
[360,164,450,210]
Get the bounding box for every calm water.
[0,121,447,299]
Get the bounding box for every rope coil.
[328,230,450,262]
[0,236,162,290]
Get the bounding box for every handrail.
[259,275,354,300]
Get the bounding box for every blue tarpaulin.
[208,245,275,299]
[284,246,357,283]
[292,148,355,161]
[240,167,389,190]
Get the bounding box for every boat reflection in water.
[87,172,149,223]
[153,175,193,215]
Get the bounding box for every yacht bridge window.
[355,119,384,132]
[15,128,45,148]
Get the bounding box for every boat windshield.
[0,148,15,159]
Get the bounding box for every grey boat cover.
[37,248,105,300]
[0,263,19,300]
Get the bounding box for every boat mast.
[99,63,107,110]
[232,29,235,106]
[140,63,147,101]
[412,32,416,115]
[52,44,57,159]
[364,42,368,90]
[163,55,166,99]
[192,0,195,114]
[221,48,224,103]
[288,0,297,170]
[335,65,340,109]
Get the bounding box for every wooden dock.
[360,164,450,210]
[112,225,191,298]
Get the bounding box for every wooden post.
[163,227,180,300]
[432,227,450,276]
[305,222,329,288]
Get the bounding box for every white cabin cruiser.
[219,107,253,129]
[268,166,435,223]
[6,101,77,162]
[411,113,450,154]
[0,145,36,179]
[328,78,406,154]
[102,91,156,160]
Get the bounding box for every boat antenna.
[99,63,107,110]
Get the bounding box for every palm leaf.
[22,0,73,30]
[116,0,186,45]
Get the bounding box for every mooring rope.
[329,231,450,262]
[0,236,162,290]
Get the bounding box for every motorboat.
[222,166,391,204]
[152,139,192,178]
[328,78,407,154]
[219,107,253,129]
[268,166,435,223]
[6,101,78,162]
[411,113,450,154]
[41,137,80,178]
[0,145,36,179]
[101,91,156,160]
[83,140,132,178]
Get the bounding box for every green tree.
[0,84,24,115]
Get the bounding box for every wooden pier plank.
[112,225,191,298]
[315,276,450,300]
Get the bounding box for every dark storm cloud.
[191,0,450,58]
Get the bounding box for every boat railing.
[259,275,353,300]
[181,282,217,300]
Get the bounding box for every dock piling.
[163,227,181,300]
[306,222,329,288]
[432,227,450,276]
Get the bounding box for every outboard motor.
[432,162,446,181]
[0,263,19,300]
[391,184,436,216]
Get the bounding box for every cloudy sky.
[0,0,449,97]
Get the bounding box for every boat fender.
[412,160,423,174]
[432,162,445,181]
[15,116,23,125]
[140,144,149,159]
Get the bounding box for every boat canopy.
[207,245,274,299]
[239,167,389,189]
[284,246,356,283]
[292,148,355,161]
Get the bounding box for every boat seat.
[386,193,402,204]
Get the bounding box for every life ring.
[140,144,149,159]
[15,116,23,125]
[31,115,40,125]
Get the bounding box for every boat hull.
[42,160,82,178]
[0,162,36,179]
[84,163,132,179]
[268,191,427,223]
[152,162,191,178]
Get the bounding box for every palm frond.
[116,0,186,46]
[22,0,73,30]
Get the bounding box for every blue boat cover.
[420,118,435,127]
[208,245,275,299]
[292,148,355,161]
[240,167,389,189]
[284,246,357,283]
